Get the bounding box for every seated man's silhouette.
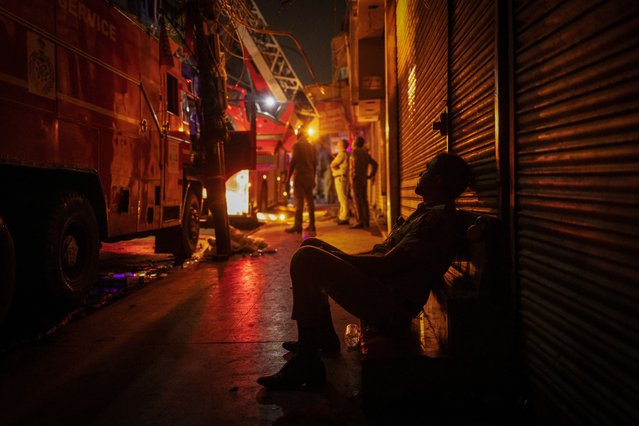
[258,152,470,390]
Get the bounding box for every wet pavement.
[0,206,389,425]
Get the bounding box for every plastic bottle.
[344,323,362,350]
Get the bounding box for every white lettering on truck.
[58,0,116,42]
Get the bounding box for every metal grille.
[513,0,639,424]
[368,120,386,218]
[395,0,448,217]
[449,0,497,215]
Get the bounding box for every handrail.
[139,83,164,136]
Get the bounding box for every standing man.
[285,126,317,233]
[330,139,350,225]
[349,136,378,229]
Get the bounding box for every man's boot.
[282,306,340,355]
[258,325,326,390]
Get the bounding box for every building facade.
[343,0,639,423]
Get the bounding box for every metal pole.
[193,0,231,258]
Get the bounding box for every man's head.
[339,139,349,151]
[354,137,365,148]
[414,153,469,204]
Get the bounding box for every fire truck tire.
[45,193,100,306]
[0,217,16,324]
[175,191,200,260]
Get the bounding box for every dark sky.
[251,0,346,85]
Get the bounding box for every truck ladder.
[233,0,317,117]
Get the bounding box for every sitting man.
[257,152,470,390]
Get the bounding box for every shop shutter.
[513,0,639,424]
[448,0,498,215]
[368,120,386,218]
[395,0,448,217]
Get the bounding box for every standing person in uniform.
[349,136,378,229]
[285,126,317,233]
[330,139,350,225]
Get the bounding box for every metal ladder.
[233,0,317,116]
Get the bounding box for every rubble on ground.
[204,226,276,258]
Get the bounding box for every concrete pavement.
[0,208,385,425]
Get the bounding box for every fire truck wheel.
[175,191,200,260]
[0,217,16,324]
[45,193,100,306]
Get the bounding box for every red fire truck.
[223,50,319,218]
[224,82,297,218]
[0,0,241,316]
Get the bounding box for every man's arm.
[367,154,378,179]
[332,245,410,276]
[330,152,344,170]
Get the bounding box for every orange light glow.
[226,169,249,215]
[256,212,288,223]
[408,65,417,116]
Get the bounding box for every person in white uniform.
[330,139,350,225]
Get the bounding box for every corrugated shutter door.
[449,0,498,215]
[513,1,639,424]
[396,0,448,217]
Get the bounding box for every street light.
[264,95,276,108]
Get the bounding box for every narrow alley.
[1,1,637,424]
[0,210,397,425]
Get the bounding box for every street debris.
[89,262,174,309]
[204,226,276,258]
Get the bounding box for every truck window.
[167,73,179,115]
[183,94,200,142]
[111,0,156,26]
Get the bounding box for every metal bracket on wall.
[432,111,448,137]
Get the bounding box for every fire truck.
[221,0,319,218]
[0,0,248,318]
[223,75,300,218]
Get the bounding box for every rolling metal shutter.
[513,1,639,424]
[395,0,448,217]
[449,0,498,215]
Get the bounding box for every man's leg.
[294,192,304,228]
[304,184,315,230]
[286,183,304,232]
[351,179,366,228]
[257,245,334,389]
[334,176,349,222]
[362,183,370,227]
[350,184,360,223]
[290,245,395,330]
[301,237,344,254]
[258,245,395,389]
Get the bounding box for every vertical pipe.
[384,0,400,230]
[194,0,231,257]
[495,0,520,399]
